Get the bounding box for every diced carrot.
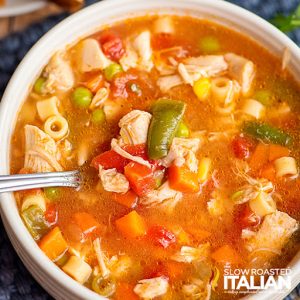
[115,211,147,239]
[268,144,290,161]
[211,245,242,265]
[39,227,68,261]
[186,228,211,242]
[73,212,100,236]
[112,190,138,208]
[85,74,104,93]
[168,164,199,193]
[114,283,139,300]
[124,162,155,196]
[260,163,276,181]
[249,143,269,171]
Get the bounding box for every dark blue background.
[0,1,299,299]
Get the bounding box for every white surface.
[0,0,299,299]
[0,0,46,18]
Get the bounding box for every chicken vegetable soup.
[11,15,300,299]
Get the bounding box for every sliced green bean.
[243,121,292,146]
[147,99,186,159]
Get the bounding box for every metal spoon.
[0,170,81,193]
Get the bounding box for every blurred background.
[0,0,300,299]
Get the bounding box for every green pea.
[104,63,123,81]
[44,187,60,201]
[92,108,106,124]
[72,87,93,108]
[175,122,190,138]
[92,275,116,297]
[34,77,46,94]
[199,36,220,53]
[254,90,274,106]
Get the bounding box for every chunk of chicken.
[119,42,139,71]
[140,181,182,208]
[157,74,184,92]
[77,38,112,73]
[133,31,153,72]
[245,210,298,253]
[224,53,255,96]
[134,276,169,299]
[118,110,152,145]
[89,87,109,110]
[179,55,228,85]
[161,137,202,172]
[171,243,210,263]
[24,125,62,173]
[93,238,110,278]
[44,52,74,92]
[98,166,129,193]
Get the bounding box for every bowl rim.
[0,0,299,299]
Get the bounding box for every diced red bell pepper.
[100,32,125,61]
[124,162,155,196]
[147,225,176,248]
[45,204,58,225]
[91,144,159,173]
[91,150,128,173]
[231,135,254,160]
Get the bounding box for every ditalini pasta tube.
[274,156,298,177]
[249,192,276,217]
[44,115,69,140]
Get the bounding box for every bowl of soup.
[0,0,299,299]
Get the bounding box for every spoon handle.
[0,170,80,193]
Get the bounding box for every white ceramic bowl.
[0,0,299,299]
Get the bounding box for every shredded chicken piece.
[98,165,129,193]
[224,53,255,96]
[171,243,210,263]
[207,190,233,217]
[78,38,112,72]
[44,51,74,92]
[118,110,152,145]
[134,276,169,299]
[93,238,110,278]
[161,137,201,172]
[24,125,62,172]
[89,86,109,110]
[119,41,139,71]
[245,210,298,254]
[182,279,212,300]
[133,31,153,72]
[157,74,184,92]
[155,61,177,75]
[140,181,182,208]
[111,139,151,168]
[180,55,228,83]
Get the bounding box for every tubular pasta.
[44,115,69,141]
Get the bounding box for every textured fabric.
[0,0,299,299]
